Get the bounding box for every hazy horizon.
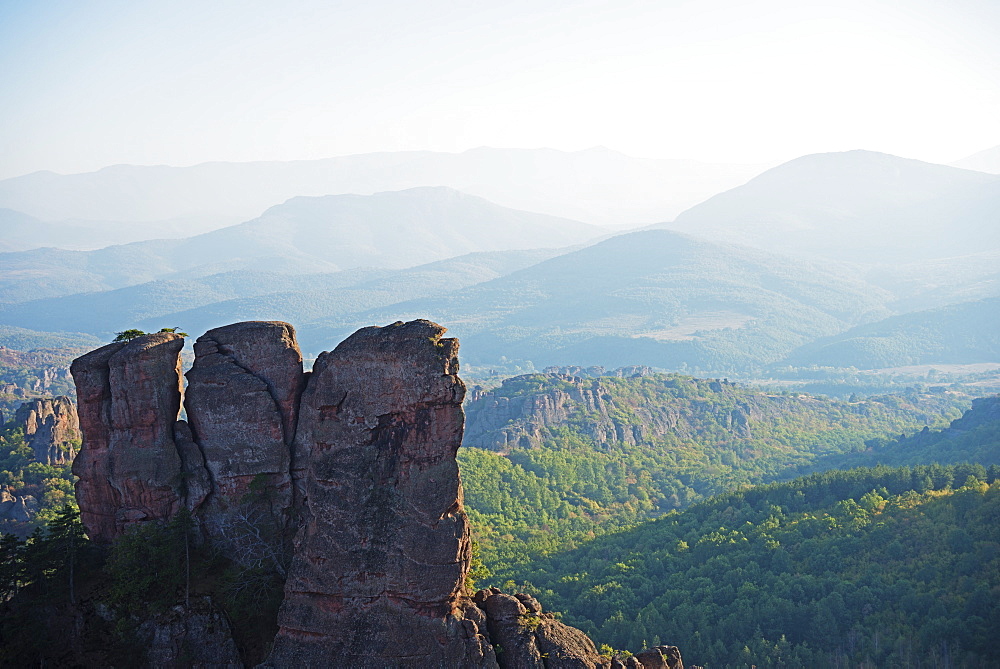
[2,0,999,180]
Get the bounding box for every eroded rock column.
[184,321,305,556]
[266,320,489,667]
[71,332,186,543]
[14,396,80,465]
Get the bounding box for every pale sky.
[1,0,998,179]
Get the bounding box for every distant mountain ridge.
[297,228,894,366]
[952,144,1000,174]
[664,150,1000,263]
[0,147,766,245]
[780,297,1000,369]
[0,249,563,339]
[0,187,603,304]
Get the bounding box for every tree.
[112,327,187,343]
[45,505,86,604]
[112,329,147,342]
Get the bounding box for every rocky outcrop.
[948,395,1000,432]
[71,333,187,543]
[12,396,80,464]
[477,589,615,669]
[266,320,483,667]
[70,320,682,668]
[464,373,776,452]
[0,489,38,524]
[184,321,304,551]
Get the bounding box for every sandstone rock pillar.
[70,333,186,543]
[183,321,305,559]
[266,320,487,667]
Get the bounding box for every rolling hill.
[0,249,562,339]
[780,297,1000,369]
[297,229,893,367]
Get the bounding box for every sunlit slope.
[499,465,1000,668]
[301,229,891,367]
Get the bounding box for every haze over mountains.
[0,187,602,304]
[0,147,766,251]
[663,150,1000,263]
[953,144,1000,174]
[1,146,998,377]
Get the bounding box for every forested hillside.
[780,297,1000,370]
[827,395,1000,470]
[497,465,1000,668]
[458,372,970,567]
[306,229,894,369]
[0,347,83,418]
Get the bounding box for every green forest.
[458,373,969,568]
[1,369,998,667]
[0,426,77,535]
[496,465,1000,668]
[455,373,1000,667]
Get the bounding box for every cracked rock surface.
[265,320,484,667]
[71,332,186,543]
[185,321,305,547]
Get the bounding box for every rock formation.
[184,321,304,552]
[12,395,80,465]
[71,332,187,543]
[265,320,487,667]
[70,320,683,668]
[464,373,767,452]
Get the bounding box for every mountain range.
[1,147,997,376]
[0,146,766,250]
[0,187,602,304]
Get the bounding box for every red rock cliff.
[70,332,186,543]
[265,320,491,667]
[184,321,304,552]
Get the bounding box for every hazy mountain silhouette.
[952,144,1000,174]
[0,249,561,338]
[0,187,603,304]
[0,147,766,250]
[781,297,1000,369]
[663,150,1000,263]
[296,229,892,367]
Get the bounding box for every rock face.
[71,333,187,543]
[12,395,80,465]
[138,598,243,669]
[184,321,304,552]
[70,320,683,668]
[463,373,779,452]
[266,320,484,667]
